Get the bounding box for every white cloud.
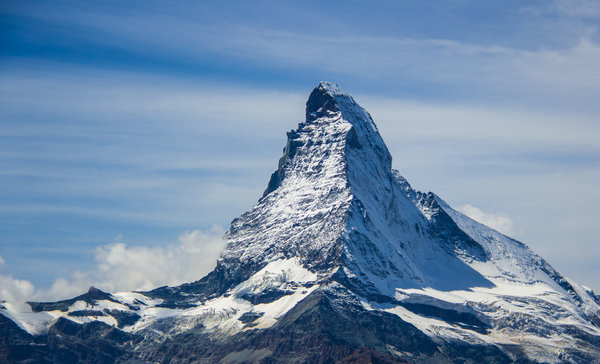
[0,69,299,227]
[549,0,600,18]
[360,96,600,147]
[0,275,36,313]
[10,4,600,109]
[456,204,516,237]
[0,226,227,302]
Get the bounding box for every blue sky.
[1,0,600,299]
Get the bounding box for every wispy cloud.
[456,204,516,236]
[548,0,600,19]
[225,31,600,98]
[360,96,600,148]
[0,68,302,228]
[6,2,600,108]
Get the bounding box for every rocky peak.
[305,81,347,122]
[218,82,497,299]
[222,82,403,287]
[264,82,392,197]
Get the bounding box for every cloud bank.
[0,227,227,303]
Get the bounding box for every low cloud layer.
[0,227,227,303]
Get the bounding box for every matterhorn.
[2,82,599,363]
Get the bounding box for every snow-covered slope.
[2,81,599,363]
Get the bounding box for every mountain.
[2,81,600,363]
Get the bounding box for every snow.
[234,258,317,295]
[1,258,321,337]
[317,81,349,97]
[1,301,56,335]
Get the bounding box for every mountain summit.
[2,82,600,363]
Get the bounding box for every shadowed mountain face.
[1,82,599,363]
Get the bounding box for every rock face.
[2,82,600,363]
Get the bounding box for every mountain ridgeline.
[2,82,600,363]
